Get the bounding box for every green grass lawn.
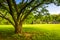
[0,24,60,40]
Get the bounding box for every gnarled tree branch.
[17,0,34,20]
[21,3,43,22]
[6,0,17,24]
[12,0,19,17]
[22,0,24,3]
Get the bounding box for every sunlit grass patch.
[23,24,60,30]
[0,24,60,40]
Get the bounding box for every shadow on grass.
[0,27,60,40]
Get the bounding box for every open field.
[0,24,60,40]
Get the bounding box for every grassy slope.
[0,24,60,40]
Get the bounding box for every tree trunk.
[15,22,22,34]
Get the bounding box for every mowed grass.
[0,24,60,40]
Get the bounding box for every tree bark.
[15,22,22,34]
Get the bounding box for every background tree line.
[0,13,60,24]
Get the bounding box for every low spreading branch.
[0,13,14,26]
[0,3,10,13]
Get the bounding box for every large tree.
[0,0,59,34]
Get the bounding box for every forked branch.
[17,0,34,20]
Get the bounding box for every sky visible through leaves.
[15,0,60,14]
